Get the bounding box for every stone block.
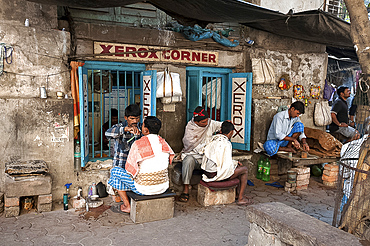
[323,181,337,188]
[38,194,52,204]
[246,202,362,246]
[324,164,339,172]
[290,167,310,175]
[38,203,52,213]
[323,170,339,177]
[285,182,296,188]
[284,187,296,192]
[5,196,19,207]
[5,174,52,197]
[5,206,20,217]
[130,197,174,223]
[197,184,236,206]
[296,179,309,187]
[297,173,310,181]
[322,174,337,182]
[296,185,308,190]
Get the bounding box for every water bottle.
[256,156,264,180]
[262,158,271,182]
[74,139,81,171]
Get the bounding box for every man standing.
[108,116,174,213]
[105,104,142,169]
[179,106,222,202]
[201,121,251,205]
[329,86,360,143]
[263,101,309,156]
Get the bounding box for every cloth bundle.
[304,127,342,157]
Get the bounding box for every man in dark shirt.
[100,108,119,150]
[329,86,360,143]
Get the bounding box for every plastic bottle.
[74,139,81,171]
[256,156,264,180]
[262,158,271,182]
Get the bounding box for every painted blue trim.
[78,66,87,167]
[83,61,146,71]
[229,72,252,151]
[186,66,232,74]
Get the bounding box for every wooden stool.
[197,179,239,206]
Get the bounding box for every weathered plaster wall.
[0,0,73,201]
[246,29,328,150]
[259,0,322,13]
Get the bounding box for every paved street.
[0,177,336,246]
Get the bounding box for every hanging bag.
[156,68,182,98]
[251,58,275,84]
[314,101,332,126]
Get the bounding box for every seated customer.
[263,101,309,156]
[201,121,252,205]
[108,116,174,213]
[329,86,360,143]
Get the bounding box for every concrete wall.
[259,0,323,13]
[0,0,73,201]
[247,28,328,150]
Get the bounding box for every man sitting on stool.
[108,116,174,214]
[201,121,252,205]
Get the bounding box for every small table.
[273,152,339,174]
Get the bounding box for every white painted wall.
[260,0,323,14]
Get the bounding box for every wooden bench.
[126,189,176,223]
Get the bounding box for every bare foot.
[236,197,253,206]
[120,204,130,213]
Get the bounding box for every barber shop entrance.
[78,61,157,167]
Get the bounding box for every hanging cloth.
[70,61,85,139]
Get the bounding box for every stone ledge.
[246,202,362,246]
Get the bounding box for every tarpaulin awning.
[27,0,354,48]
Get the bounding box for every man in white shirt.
[179,106,222,202]
[263,101,309,156]
[202,121,251,205]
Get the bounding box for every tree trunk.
[343,0,370,75]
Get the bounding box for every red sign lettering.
[202,53,208,62]
[209,54,216,63]
[192,52,200,62]
[100,44,113,53]
[143,79,150,91]
[171,50,180,60]
[181,51,191,61]
[163,50,170,59]
[115,46,125,57]
[137,48,148,58]
[126,47,137,58]
[148,51,159,59]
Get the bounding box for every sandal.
[178,193,189,202]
